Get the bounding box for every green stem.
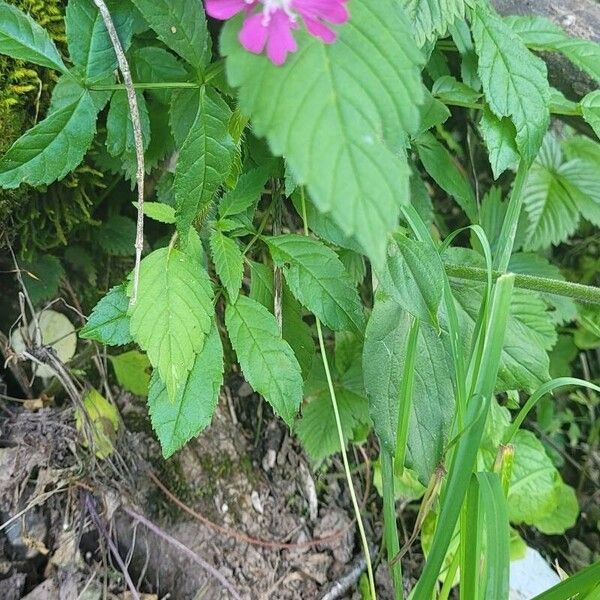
[381,450,403,599]
[444,263,600,306]
[89,81,200,91]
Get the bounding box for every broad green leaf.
[225,295,303,426]
[106,90,151,157]
[415,132,477,221]
[479,106,519,179]
[249,261,315,377]
[148,321,223,458]
[94,215,136,256]
[137,201,175,224]
[130,0,210,70]
[49,72,111,114]
[65,0,134,81]
[219,165,271,219]
[80,285,133,346]
[506,15,600,84]
[432,75,482,106]
[471,4,550,163]
[209,228,243,302]
[174,87,234,241]
[363,292,455,482]
[0,1,67,72]
[416,89,450,134]
[379,233,445,327]
[130,46,188,105]
[129,247,214,400]
[535,483,579,535]
[581,91,600,140]
[400,0,467,46]
[21,255,64,305]
[0,91,98,188]
[110,350,150,396]
[508,430,561,526]
[222,0,424,268]
[267,234,364,333]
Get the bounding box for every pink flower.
[205,0,349,65]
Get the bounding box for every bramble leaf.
[209,228,244,302]
[221,0,424,268]
[106,90,151,157]
[129,247,214,400]
[80,285,133,346]
[400,0,467,46]
[225,295,303,426]
[94,215,136,256]
[267,234,364,333]
[218,166,271,219]
[479,106,519,179]
[582,91,600,140]
[0,91,98,188]
[148,322,223,458]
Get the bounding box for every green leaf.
[130,0,210,70]
[471,3,550,163]
[218,165,271,219]
[267,234,364,333]
[379,233,445,327]
[432,75,482,106]
[65,0,133,81]
[174,86,234,241]
[130,46,188,105]
[94,215,136,256]
[209,228,243,302]
[225,295,303,426]
[296,388,369,463]
[106,90,151,157]
[110,350,151,396]
[508,430,561,526]
[148,321,223,458]
[535,483,579,535]
[249,261,315,377]
[21,255,64,305]
[400,0,467,46]
[0,1,67,72]
[80,285,133,346]
[479,106,519,179]
[137,201,175,224]
[0,91,98,188]
[222,0,424,268]
[582,91,600,140]
[49,72,111,114]
[130,247,214,400]
[415,132,477,222]
[363,292,455,482]
[506,15,600,84]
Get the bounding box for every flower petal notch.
[205,0,349,64]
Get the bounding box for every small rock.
[298,553,333,585]
[251,490,264,515]
[509,547,560,600]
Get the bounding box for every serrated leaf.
[415,132,477,222]
[106,90,151,157]
[110,350,150,396]
[130,247,214,400]
[379,233,445,327]
[400,0,467,46]
[0,1,67,72]
[174,86,234,241]
[432,75,482,105]
[479,106,519,179]
[471,4,550,164]
[249,261,315,377]
[130,0,210,70]
[148,321,223,458]
[222,0,424,268]
[209,228,243,302]
[49,73,111,114]
[508,430,561,526]
[225,295,303,426]
[581,90,600,140]
[506,15,600,84]
[94,215,136,256]
[21,255,64,305]
[135,201,175,224]
[219,166,271,219]
[65,0,133,81]
[363,293,455,482]
[535,483,579,535]
[80,285,133,346]
[0,91,98,188]
[267,234,364,333]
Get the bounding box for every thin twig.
[92,0,145,305]
[320,552,370,600]
[122,506,243,600]
[85,494,141,600]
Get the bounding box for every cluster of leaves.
[2,0,600,597]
